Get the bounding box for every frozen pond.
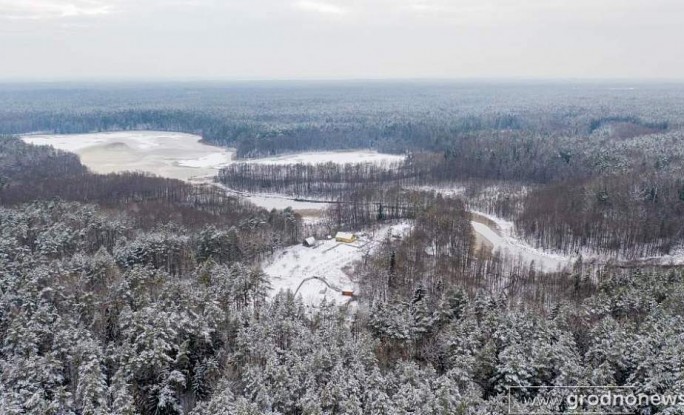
[22,131,235,181]
[206,183,332,220]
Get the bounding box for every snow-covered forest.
[2,198,683,414]
[3,82,684,414]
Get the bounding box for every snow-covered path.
[470,211,573,272]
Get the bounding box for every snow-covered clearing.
[22,131,235,181]
[264,223,412,306]
[243,194,329,213]
[243,150,405,165]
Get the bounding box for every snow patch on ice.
[177,153,233,168]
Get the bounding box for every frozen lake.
[22,131,405,181]
[22,131,235,181]
[21,131,401,217]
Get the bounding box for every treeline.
[517,173,684,258]
[218,124,684,198]
[325,187,424,230]
[589,115,668,136]
[0,134,87,183]
[217,160,420,200]
[5,109,674,169]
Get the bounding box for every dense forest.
[1,82,682,159]
[2,197,684,414]
[3,82,684,413]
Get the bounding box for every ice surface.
[177,153,233,168]
[22,131,235,181]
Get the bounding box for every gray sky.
[0,0,682,81]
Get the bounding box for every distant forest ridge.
[0,82,681,158]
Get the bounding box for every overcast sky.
[0,0,682,81]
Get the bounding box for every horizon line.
[1,76,684,85]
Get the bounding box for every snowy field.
[264,223,412,306]
[243,150,405,165]
[22,131,235,181]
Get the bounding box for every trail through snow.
[470,211,573,272]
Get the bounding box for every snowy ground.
[470,211,573,272]
[264,223,412,306]
[243,150,405,165]
[22,131,235,181]
[635,249,684,266]
[242,194,329,212]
